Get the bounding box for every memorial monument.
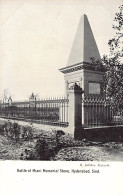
[59,14,105,97]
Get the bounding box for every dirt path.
[0,118,123,161]
[1,135,123,161]
[53,145,123,161]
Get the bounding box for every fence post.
[67,83,84,140]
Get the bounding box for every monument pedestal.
[67,83,84,140]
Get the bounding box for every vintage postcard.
[0,0,123,194]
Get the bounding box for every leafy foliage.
[91,5,123,109]
[22,131,65,160]
[21,130,86,160]
[109,5,123,58]
[102,5,123,108]
[1,120,34,141]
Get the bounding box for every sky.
[0,0,122,100]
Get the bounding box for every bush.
[21,130,65,160]
[1,120,35,141]
[22,130,85,160]
[1,121,20,140]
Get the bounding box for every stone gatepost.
[67,83,84,140]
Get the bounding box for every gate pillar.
[67,83,84,140]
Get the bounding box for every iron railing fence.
[82,96,123,128]
[1,96,123,129]
[0,97,69,127]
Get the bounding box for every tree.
[102,5,123,109]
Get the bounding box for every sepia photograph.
[0,0,123,162]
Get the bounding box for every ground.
[0,118,123,161]
[53,145,123,161]
[0,134,36,160]
[0,133,123,161]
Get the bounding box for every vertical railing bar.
[106,102,108,126]
[40,101,41,124]
[54,98,56,125]
[44,98,46,124]
[103,99,105,126]
[50,97,51,125]
[87,98,89,127]
[53,98,55,124]
[46,98,47,125]
[49,98,50,125]
[57,98,58,124]
[64,97,65,124]
[99,97,101,126]
[109,99,112,126]
[61,97,62,125]
[41,99,44,124]
[55,98,57,125]
[57,98,58,125]
[92,97,94,127]
[67,98,69,125]
[92,97,94,128]
[95,98,97,127]
[52,97,54,125]
[51,97,52,125]
[89,97,92,127]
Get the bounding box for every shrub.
[1,120,35,142]
[21,131,65,160]
[22,131,81,160]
